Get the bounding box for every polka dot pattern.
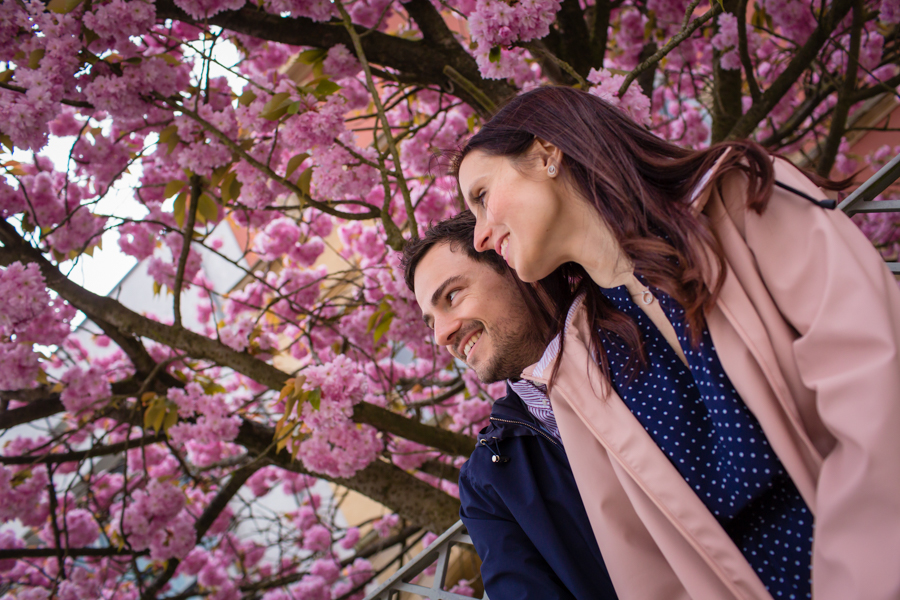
[598,282,813,599]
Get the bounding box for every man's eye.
[447,290,459,303]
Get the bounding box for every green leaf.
[259,92,293,121]
[314,79,341,98]
[162,407,179,433]
[488,46,502,64]
[47,0,84,14]
[82,27,99,45]
[297,167,313,196]
[173,191,187,229]
[153,281,162,296]
[158,124,179,154]
[210,165,229,187]
[28,49,45,70]
[307,388,321,411]
[220,171,241,204]
[238,89,257,107]
[197,193,219,223]
[203,382,227,395]
[296,48,327,65]
[144,399,166,433]
[285,153,310,179]
[0,70,12,83]
[373,312,394,344]
[0,133,13,152]
[164,179,186,199]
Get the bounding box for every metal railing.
[838,152,900,273]
[363,520,487,600]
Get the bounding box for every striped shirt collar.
[507,378,560,442]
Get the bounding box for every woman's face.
[458,148,568,283]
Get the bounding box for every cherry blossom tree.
[1,0,899,597]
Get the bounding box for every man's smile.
[462,329,484,360]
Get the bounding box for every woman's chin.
[515,262,554,284]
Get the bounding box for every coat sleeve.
[459,461,578,600]
[738,159,900,600]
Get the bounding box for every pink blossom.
[322,44,361,78]
[174,0,246,19]
[372,513,399,538]
[301,524,332,552]
[339,527,360,549]
[0,529,25,572]
[60,365,112,415]
[882,0,900,23]
[289,574,330,600]
[586,68,652,126]
[310,558,341,584]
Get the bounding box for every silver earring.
[548,164,557,176]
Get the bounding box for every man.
[401,212,618,600]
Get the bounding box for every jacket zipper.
[489,417,562,449]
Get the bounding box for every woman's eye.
[474,191,486,208]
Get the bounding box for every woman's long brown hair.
[452,86,779,388]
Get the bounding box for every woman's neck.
[564,203,634,288]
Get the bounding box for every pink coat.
[521,157,900,600]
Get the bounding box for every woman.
[454,86,900,600]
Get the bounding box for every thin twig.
[335,0,418,242]
[737,0,761,102]
[619,0,722,97]
[156,97,380,221]
[173,175,201,328]
[442,66,497,114]
[521,42,588,88]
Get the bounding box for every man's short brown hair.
[400,211,506,293]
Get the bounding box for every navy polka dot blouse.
[598,282,814,599]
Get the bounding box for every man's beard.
[475,314,546,383]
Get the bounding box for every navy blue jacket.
[458,385,618,600]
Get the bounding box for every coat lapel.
[522,300,772,599]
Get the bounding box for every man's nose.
[473,217,492,253]
[433,315,460,348]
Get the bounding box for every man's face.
[413,243,545,383]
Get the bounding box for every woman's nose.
[473,218,492,253]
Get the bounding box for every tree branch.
[737,0,761,103]
[140,464,260,600]
[816,0,863,176]
[336,0,416,244]
[152,0,513,115]
[0,432,166,465]
[726,0,855,140]
[553,0,596,78]
[0,221,476,458]
[0,547,146,560]
[0,81,94,109]
[160,99,381,221]
[236,419,461,532]
[173,175,202,328]
[619,0,721,97]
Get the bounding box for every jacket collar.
[476,383,552,444]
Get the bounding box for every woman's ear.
[531,138,563,171]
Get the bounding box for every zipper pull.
[480,438,509,464]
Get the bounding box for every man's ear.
[530,138,563,170]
